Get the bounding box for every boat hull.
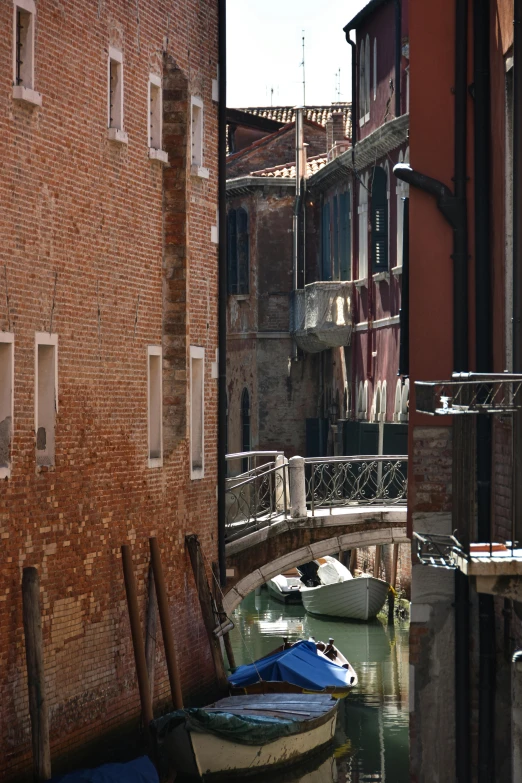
[267,577,302,603]
[190,709,337,779]
[301,576,389,620]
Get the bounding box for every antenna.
[271,87,274,107]
[301,32,306,106]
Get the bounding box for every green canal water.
[228,589,410,783]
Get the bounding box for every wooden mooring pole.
[22,567,51,782]
[144,564,157,704]
[149,537,184,709]
[212,562,236,671]
[186,535,228,692]
[121,545,153,747]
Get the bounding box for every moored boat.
[267,568,303,603]
[299,556,390,621]
[228,638,357,697]
[153,693,339,780]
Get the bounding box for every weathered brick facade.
[0,1,219,777]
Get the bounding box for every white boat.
[299,556,390,621]
[154,693,338,780]
[267,567,303,603]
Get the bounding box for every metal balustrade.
[225,454,288,542]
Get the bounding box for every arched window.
[371,166,388,272]
[241,388,250,471]
[372,382,381,422]
[373,38,377,101]
[227,208,249,295]
[365,35,371,119]
[396,148,409,268]
[381,381,387,422]
[394,379,409,422]
[357,380,368,420]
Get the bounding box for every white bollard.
[288,456,307,518]
[275,454,289,513]
[513,651,522,783]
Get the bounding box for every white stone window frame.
[190,345,205,480]
[0,333,14,479]
[147,345,163,468]
[394,378,409,422]
[364,34,371,123]
[35,332,58,468]
[191,95,209,179]
[373,38,377,101]
[394,147,410,271]
[357,380,369,421]
[12,0,41,107]
[107,47,128,145]
[357,173,369,282]
[148,73,168,164]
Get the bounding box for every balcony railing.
[291,281,352,353]
[225,453,288,541]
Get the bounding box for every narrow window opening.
[191,98,203,167]
[108,49,123,130]
[241,389,250,473]
[227,208,249,294]
[14,5,33,89]
[373,38,377,100]
[371,166,389,272]
[0,339,13,474]
[36,337,57,467]
[190,347,204,478]
[149,77,162,150]
[148,347,162,465]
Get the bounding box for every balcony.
[291,281,352,353]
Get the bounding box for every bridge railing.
[304,455,408,515]
[225,455,289,541]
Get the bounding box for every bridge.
[223,452,409,613]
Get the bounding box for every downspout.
[395,0,402,118]
[513,0,522,545]
[217,0,227,584]
[346,32,358,419]
[398,196,409,376]
[473,1,495,780]
[394,2,470,780]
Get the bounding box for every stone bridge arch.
[223,509,408,614]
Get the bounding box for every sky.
[226,0,368,108]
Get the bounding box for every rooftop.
[237,104,352,139]
[251,154,329,180]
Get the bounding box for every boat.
[153,693,339,780]
[298,556,390,621]
[267,568,303,603]
[54,757,158,783]
[228,638,357,697]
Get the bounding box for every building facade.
[0,0,220,776]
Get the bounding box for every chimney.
[332,111,345,141]
[326,118,334,153]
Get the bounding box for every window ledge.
[12,86,42,107]
[392,265,403,277]
[191,164,209,179]
[0,466,10,480]
[372,271,390,283]
[231,294,250,301]
[148,457,163,469]
[191,467,205,480]
[354,278,368,290]
[107,128,128,145]
[149,147,168,164]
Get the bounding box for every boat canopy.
[228,639,352,692]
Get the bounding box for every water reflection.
[230,589,409,783]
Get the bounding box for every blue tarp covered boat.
[51,757,158,783]
[228,639,357,697]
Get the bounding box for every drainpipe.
[394,1,470,779]
[398,197,409,376]
[395,0,402,118]
[217,0,227,584]
[473,1,495,780]
[513,0,522,545]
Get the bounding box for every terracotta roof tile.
[251,154,328,180]
[238,104,352,138]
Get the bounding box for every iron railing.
[304,455,408,515]
[225,450,284,478]
[415,372,522,415]
[225,459,288,541]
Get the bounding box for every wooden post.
[186,535,228,692]
[144,564,157,703]
[212,562,236,671]
[391,543,399,589]
[121,545,153,746]
[349,548,358,574]
[374,544,382,578]
[388,588,395,625]
[22,567,51,782]
[149,537,184,710]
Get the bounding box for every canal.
[229,589,410,783]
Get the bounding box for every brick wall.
[352,543,411,597]
[0,1,219,777]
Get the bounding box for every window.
[147,346,162,466]
[358,176,369,279]
[357,380,368,420]
[228,208,249,294]
[339,189,351,280]
[190,346,204,479]
[396,148,409,268]
[333,196,339,280]
[0,334,14,478]
[12,0,40,106]
[365,35,371,121]
[359,38,366,123]
[35,333,57,467]
[191,96,209,177]
[107,47,127,143]
[394,378,409,422]
[241,388,250,473]
[371,166,388,272]
[321,201,331,281]
[373,38,377,100]
[148,74,168,163]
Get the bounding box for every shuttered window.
[340,190,351,280]
[227,208,249,294]
[321,202,331,280]
[333,196,339,280]
[371,167,388,272]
